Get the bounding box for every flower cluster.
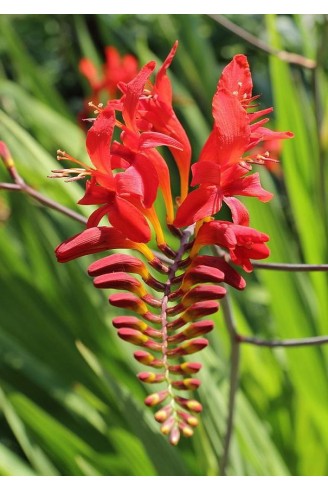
[54,42,293,445]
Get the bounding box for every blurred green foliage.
[0,14,328,476]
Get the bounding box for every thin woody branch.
[237,334,328,348]
[0,144,87,226]
[208,15,316,69]
[252,262,328,271]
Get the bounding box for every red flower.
[174,55,293,228]
[191,220,270,272]
[79,46,138,100]
[118,42,192,203]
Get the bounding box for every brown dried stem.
[208,14,316,69]
[0,168,87,225]
[237,334,328,348]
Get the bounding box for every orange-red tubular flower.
[53,48,294,446]
[140,42,192,203]
[79,46,139,100]
[174,54,293,228]
[191,220,270,272]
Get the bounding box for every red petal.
[121,61,156,131]
[223,172,273,202]
[87,204,111,228]
[107,196,151,243]
[79,58,100,89]
[78,178,115,205]
[139,131,183,151]
[191,161,220,186]
[86,106,115,173]
[174,186,222,228]
[133,155,159,207]
[224,196,250,226]
[212,88,250,167]
[155,40,178,105]
[194,221,237,249]
[218,54,253,101]
[250,126,294,146]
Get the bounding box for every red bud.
[88,254,149,278]
[137,372,165,383]
[144,390,169,407]
[171,378,201,391]
[168,338,209,357]
[175,396,203,413]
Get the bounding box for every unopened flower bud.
[144,390,169,407]
[137,372,165,383]
[168,338,209,357]
[134,351,163,368]
[175,396,203,413]
[154,405,172,423]
[171,378,201,391]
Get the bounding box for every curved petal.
[155,40,178,105]
[87,205,111,228]
[223,172,273,202]
[86,106,115,173]
[78,178,115,205]
[133,155,159,207]
[139,131,183,151]
[193,221,237,250]
[174,186,222,228]
[223,196,250,226]
[120,61,156,131]
[108,196,151,243]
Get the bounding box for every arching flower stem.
[160,224,195,442]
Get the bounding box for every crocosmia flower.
[53,44,293,445]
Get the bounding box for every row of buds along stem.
[56,223,247,445]
[54,44,293,444]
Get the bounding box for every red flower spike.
[53,49,293,445]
